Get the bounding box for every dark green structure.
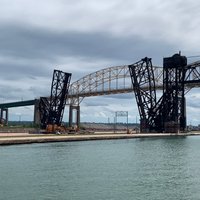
[0,99,40,125]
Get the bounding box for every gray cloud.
[0,85,24,100]
[0,23,178,88]
[0,24,177,63]
[186,90,200,109]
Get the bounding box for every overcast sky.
[1,0,200,125]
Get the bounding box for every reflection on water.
[1,136,200,200]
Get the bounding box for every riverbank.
[0,132,200,145]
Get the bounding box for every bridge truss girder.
[128,54,200,133]
[66,59,200,132]
[68,64,163,106]
[48,70,71,126]
[128,57,157,132]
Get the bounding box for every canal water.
[1,136,200,200]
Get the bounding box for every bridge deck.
[0,100,37,109]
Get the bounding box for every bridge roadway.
[0,99,37,109]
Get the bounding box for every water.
[1,136,200,200]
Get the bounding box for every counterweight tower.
[129,53,188,133]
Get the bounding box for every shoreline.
[0,132,200,146]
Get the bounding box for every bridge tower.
[39,70,71,130]
[161,53,187,132]
[128,57,157,132]
[129,53,187,133]
[47,70,71,126]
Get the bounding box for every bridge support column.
[0,108,8,125]
[34,99,40,126]
[69,105,80,128]
[0,109,2,122]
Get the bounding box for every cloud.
[0,22,176,101]
[186,89,200,108]
[0,24,177,64]
[1,0,199,49]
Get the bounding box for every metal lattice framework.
[185,61,200,84]
[48,70,71,126]
[68,65,163,105]
[128,55,200,133]
[160,54,187,132]
[67,60,200,106]
[128,57,157,132]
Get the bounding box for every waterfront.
[1,136,200,200]
[0,132,193,145]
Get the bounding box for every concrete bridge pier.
[0,108,8,125]
[69,104,80,128]
[33,99,40,126]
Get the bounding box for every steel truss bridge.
[0,59,200,127]
[68,65,164,105]
[68,61,200,104]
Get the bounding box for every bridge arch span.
[67,64,163,127]
[68,64,163,105]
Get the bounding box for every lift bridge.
[129,54,200,133]
[0,53,200,133]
